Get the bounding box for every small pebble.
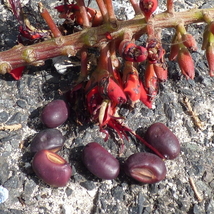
[0,186,9,203]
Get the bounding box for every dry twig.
[0,123,22,131]
[189,177,203,202]
[182,97,204,130]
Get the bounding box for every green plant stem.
[0,7,214,74]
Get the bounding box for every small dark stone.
[6,112,23,125]
[193,204,201,214]
[80,180,96,190]
[65,187,73,197]
[111,185,124,201]
[164,103,175,121]
[16,99,27,109]
[0,111,9,123]
[128,206,138,214]
[4,175,21,189]
[0,157,10,184]
[24,179,37,196]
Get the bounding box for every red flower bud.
[139,0,158,20]
[182,33,197,51]
[205,44,214,77]
[177,47,195,79]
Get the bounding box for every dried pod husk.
[145,123,180,160]
[124,152,166,184]
[139,0,158,20]
[205,44,214,77]
[32,150,72,187]
[182,33,197,51]
[177,46,195,79]
[82,142,120,180]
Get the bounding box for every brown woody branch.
[0,7,214,74]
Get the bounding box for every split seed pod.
[139,0,158,20]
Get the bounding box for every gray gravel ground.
[0,0,214,213]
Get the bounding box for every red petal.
[10,66,25,80]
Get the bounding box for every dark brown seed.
[124,152,166,184]
[32,150,72,187]
[82,142,120,180]
[30,129,65,153]
[145,122,180,159]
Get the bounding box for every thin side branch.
[167,0,174,14]
[39,2,62,38]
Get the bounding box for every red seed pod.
[205,45,214,77]
[119,40,148,62]
[139,0,158,20]
[153,63,168,81]
[182,33,197,51]
[98,77,127,105]
[122,62,141,106]
[144,63,159,101]
[177,46,195,79]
